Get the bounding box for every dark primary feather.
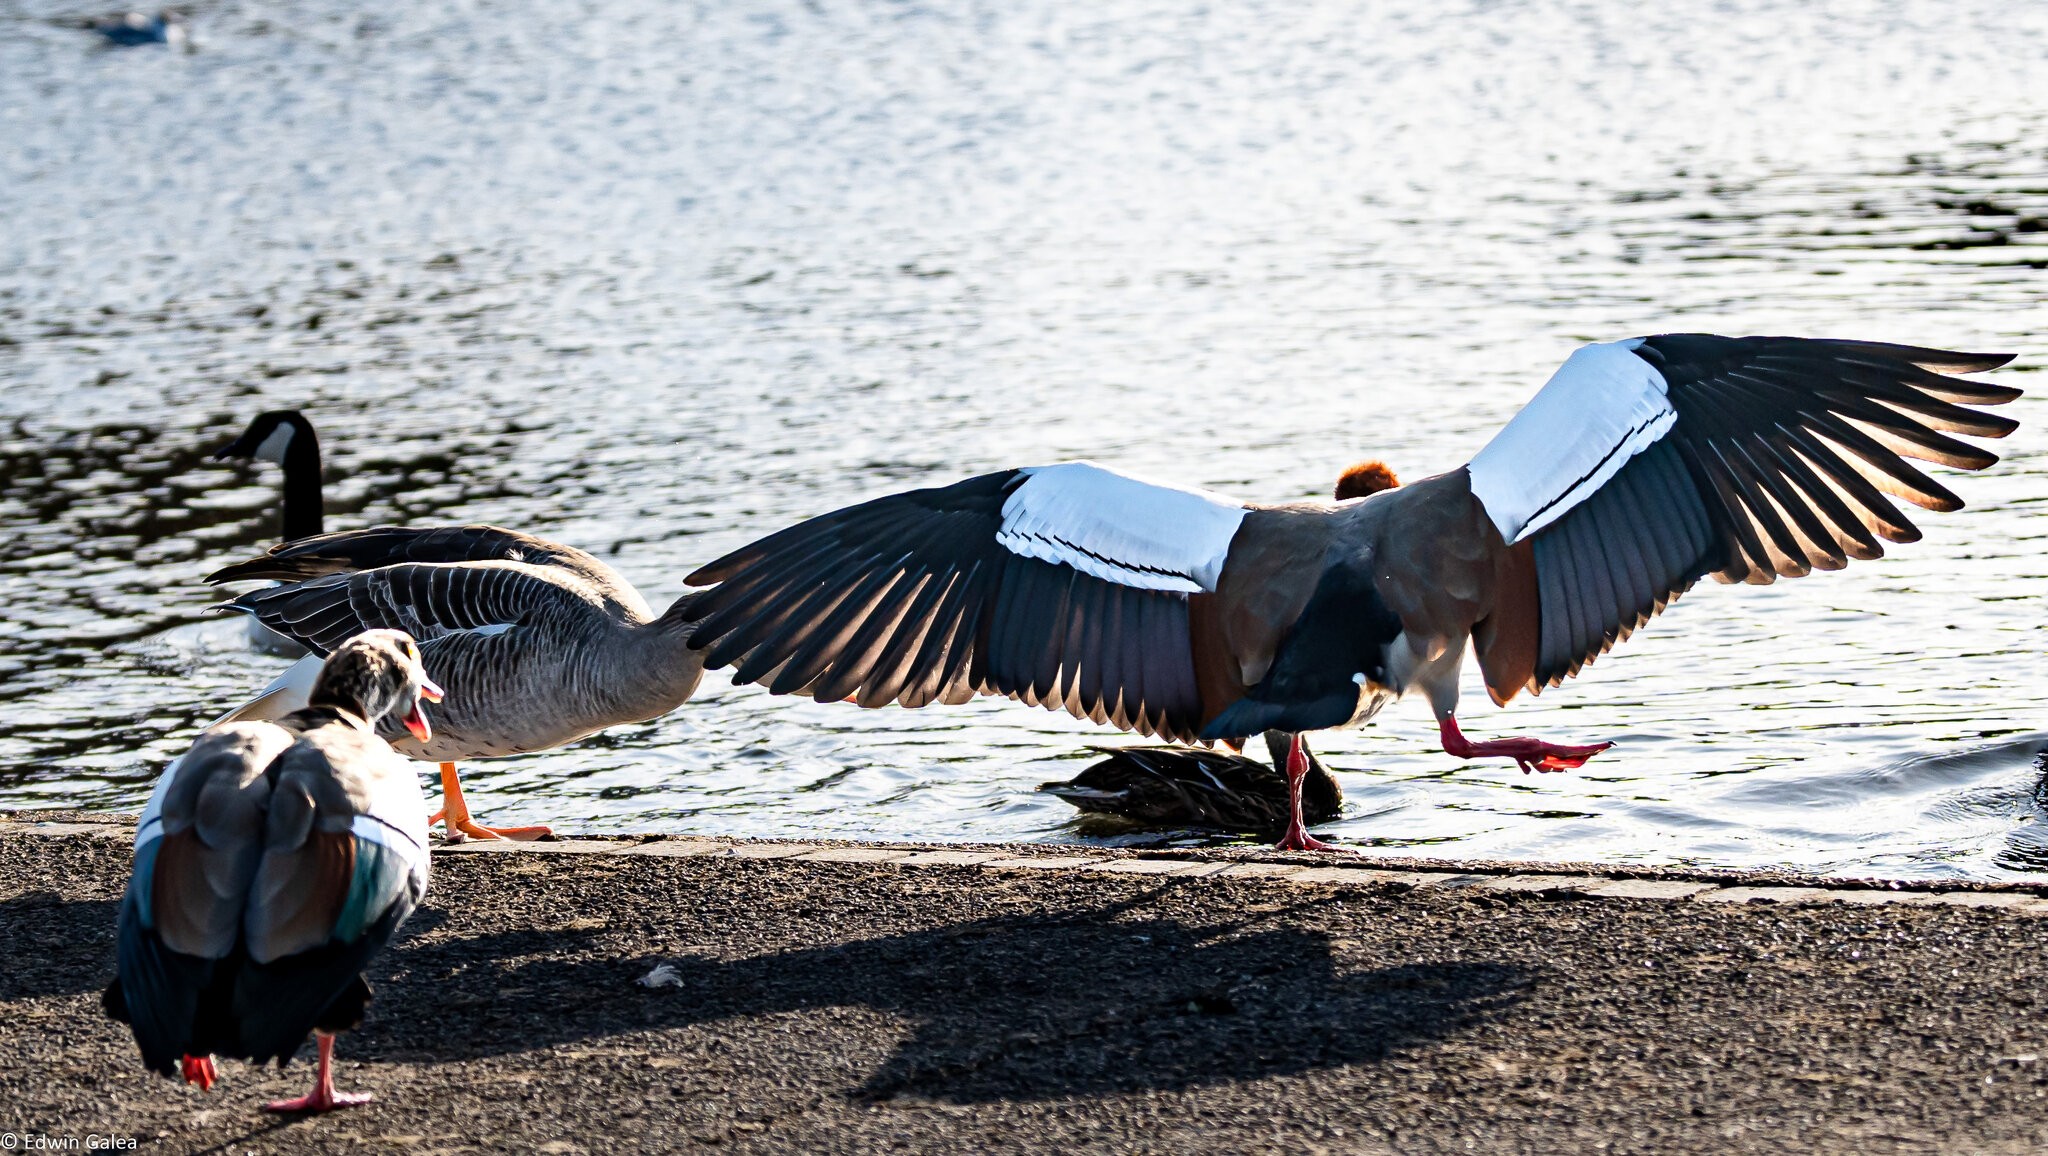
[1516,335,2017,693]
[682,470,1211,742]
[1040,743,1341,835]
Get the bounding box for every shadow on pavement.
[360,897,1535,1101]
[0,892,120,1000]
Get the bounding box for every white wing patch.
[996,461,1250,593]
[1467,339,1677,544]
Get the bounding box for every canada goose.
[104,630,438,1113]
[203,525,706,841]
[676,335,2018,851]
[1041,734,1341,838]
[213,410,323,657]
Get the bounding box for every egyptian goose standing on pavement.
[677,335,2019,850]
[105,630,439,1112]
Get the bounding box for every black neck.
[279,427,324,541]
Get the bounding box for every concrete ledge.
[7,811,2047,912]
[1698,887,1835,905]
[1478,874,1607,895]
[616,838,731,858]
[1083,859,1205,877]
[897,850,1004,867]
[1588,879,1718,901]
[725,843,822,860]
[798,847,915,864]
[982,855,1102,871]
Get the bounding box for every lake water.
[2,0,2044,878]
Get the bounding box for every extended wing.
[682,462,1256,741]
[216,561,598,657]
[1466,335,2017,700]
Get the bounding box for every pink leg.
[1274,733,1345,853]
[263,1033,373,1114]
[1438,715,1612,775]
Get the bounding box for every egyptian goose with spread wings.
[678,335,2019,850]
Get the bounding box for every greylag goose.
[213,409,323,656]
[1041,733,1341,837]
[104,630,439,1113]
[676,335,2019,851]
[203,525,705,841]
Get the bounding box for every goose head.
[1334,460,1400,501]
[308,629,445,743]
[214,409,316,467]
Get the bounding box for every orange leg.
[263,1032,372,1114]
[431,762,550,842]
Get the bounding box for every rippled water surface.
[3,0,2045,877]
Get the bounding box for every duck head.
[308,629,445,743]
[1334,460,1400,501]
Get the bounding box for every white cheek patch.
[254,423,295,464]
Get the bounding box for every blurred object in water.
[86,10,186,48]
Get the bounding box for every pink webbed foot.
[263,1087,373,1113]
[1272,733,1351,853]
[1274,828,1348,853]
[181,1054,217,1090]
[1438,716,1612,775]
[262,1033,372,1114]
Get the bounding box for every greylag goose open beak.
[106,629,436,1114]
[203,524,707,842]
[676,334,2018,854]
[398,649,443,744]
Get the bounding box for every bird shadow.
[0,892,120,1000]
[354,898,1535,1102]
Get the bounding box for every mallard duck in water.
[104,630,438,1113]
[1041,733,1342,837]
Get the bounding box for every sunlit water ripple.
[1,0,2044,878]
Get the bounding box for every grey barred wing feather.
[1467,335,2017,699]
[681,463,1252,742]
[208,524,635,603]
[218,561,589,657]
